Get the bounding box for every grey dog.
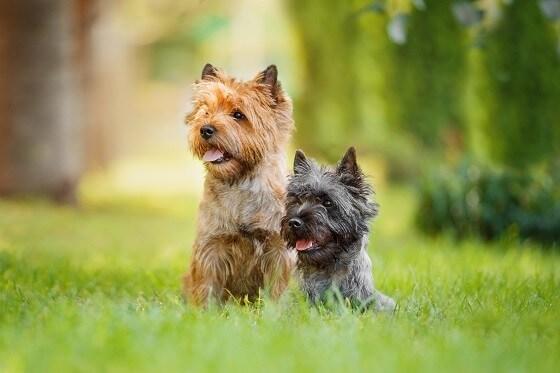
[281,147,396,312]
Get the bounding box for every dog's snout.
[200,125,216,140]
[288,218,303,229]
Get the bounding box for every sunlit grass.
[1,157,559,372]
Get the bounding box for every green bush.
[416,161,560,245]
[382,0,467,149]
[289,0,468,173]
[471,0,560,168]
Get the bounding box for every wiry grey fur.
[281,147,396,312]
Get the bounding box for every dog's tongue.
[295,239,314,251]
[202,148,224,162]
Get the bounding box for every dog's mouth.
[202,148,232,164]
[294,239,318,252]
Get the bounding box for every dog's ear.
[201,63,218,80]
[256,65,277,87]
[336,147,360,177]
[255,65,280,100]
[294,149,310,175]
[337,147,371,196]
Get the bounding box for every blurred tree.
[288,0,361,161]
[472,0,560,169]
[382,0,468,151]
[289,0,469,164]
[78,1,128,171]
[0,0,89,203]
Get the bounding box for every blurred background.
[1,0,559,245]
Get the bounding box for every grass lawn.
[1,158,559,372]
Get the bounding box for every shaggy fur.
[281,147,396,312]
[183,64,295,306]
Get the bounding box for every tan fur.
[183,65,295,306]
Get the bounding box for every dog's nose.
[200,125,216,140]
[288,218,303,229]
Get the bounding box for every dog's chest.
[299,250,375,302]
[201,175,284,233]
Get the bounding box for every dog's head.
[281,147,377,266]
[186,64,293,181]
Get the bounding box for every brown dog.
[183,64,295,306]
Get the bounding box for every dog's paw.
[373,291,397,313]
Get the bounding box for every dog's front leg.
[259,232,295,300]
[183,243,231,306]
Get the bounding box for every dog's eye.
[288,194,302,204]
[232,110,245,120]
[323,199,333,208]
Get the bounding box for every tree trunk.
[0,0,84,203]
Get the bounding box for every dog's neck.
[200,151,288,234]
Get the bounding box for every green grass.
[1,160,559,372]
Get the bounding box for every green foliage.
[288,0,362,160]
[383,0,468,148]
[289,0,468,166]
[472,0,560,168]
[1,190,560,371]
[417,161,560,245]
